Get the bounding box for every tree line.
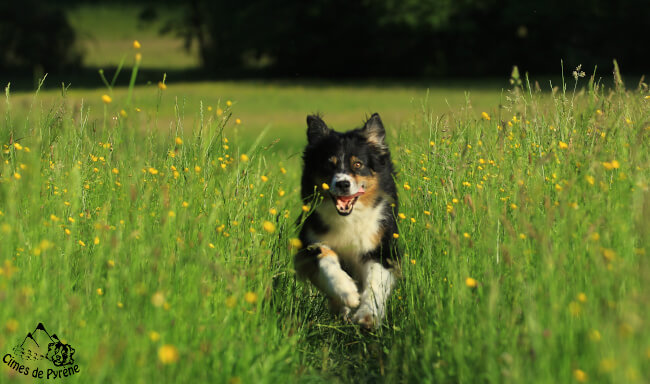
[2,0,648,77]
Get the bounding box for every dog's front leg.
[313,246,360,318]
[295,245,360,317]
[353,262,395,328]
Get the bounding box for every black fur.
[297,113,400,270]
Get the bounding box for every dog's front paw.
[334,276,360,309]
[329,299,354,321]
[352,303,378,329]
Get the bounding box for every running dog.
[294,113,400,328]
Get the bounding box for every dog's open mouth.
[331,187,365,216]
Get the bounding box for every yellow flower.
[235,118,241,125]
[135,53,142,63]
[182,201,189,208]
[240,154,249,162]
[158,345,180,364]
[589,329,601,342]
[148,167,159,175]
[481,111,490,120]
[78,240,86,247]
[302,205,310,212]
[601,248,616,261]
[261,175,269,182]
[151,292,165,307]
[226,100,233,107]
[225,296,237,308]
[289,238,302,250]
[585,175,594,185]
[13,172,21,180]
[463,232,470,239]
[96,288,103,296]
[147,331,161,342]
[112,168,119,174]
[465,277,478,288]
[321,182,329,190]
[610,160,620,169]
[244,292,258,304]
[101,94,112,104]
[194,165,201,173]
[262,221,276,233]
[403,183,411,191]
[93,237,100,245]
[133,40,141,49]
[120,109,127,118]
[573,369,587,382]
[175,137,183,145]
[216,108,224,116]
[596,109,603,115]
[558,141,568,149]
[158,81,167,90]
[13,142,23,150]
[5,319,19,333]
[398,213,406,220]
[577,292,587,303]
[393,233,400,239]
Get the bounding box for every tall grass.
[0,65,648,383]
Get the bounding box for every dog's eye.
[353,161,363,169]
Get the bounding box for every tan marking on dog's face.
[329,156,338,166]
[354,173,381,206]
[349,156,364,171]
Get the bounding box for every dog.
[294,113,400,329]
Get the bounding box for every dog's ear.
[362,113,387,153]
[306,115,331,144]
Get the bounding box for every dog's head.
[302,113,391,216]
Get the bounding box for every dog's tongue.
[335,186,365,211]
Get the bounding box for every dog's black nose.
[335,180,351,190]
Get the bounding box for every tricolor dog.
[294,113,400,328]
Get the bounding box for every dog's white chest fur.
[314,200,385,262]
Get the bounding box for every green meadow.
[1,6,649,382]
[1,65,649,383]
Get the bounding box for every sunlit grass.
[1,65,648,382]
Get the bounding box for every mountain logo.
[12,323,75,367]
[3,323,80,380]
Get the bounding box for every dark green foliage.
[170,0,649,76]
[0,1,81,73]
